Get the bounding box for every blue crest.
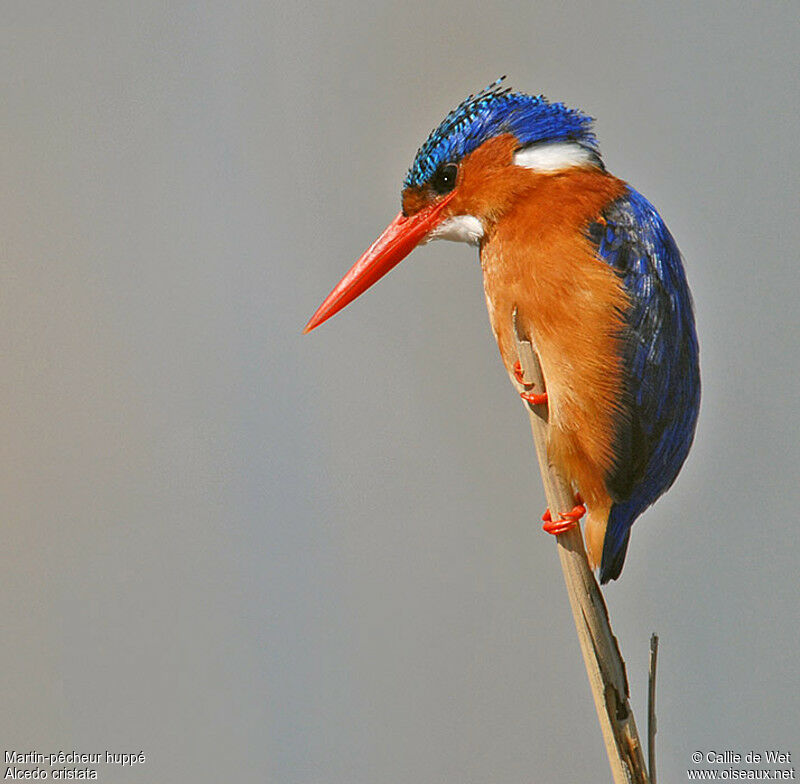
[404,78,598,189]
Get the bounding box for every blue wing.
[588,187,700,582]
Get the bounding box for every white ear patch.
[427,215,484,245]
[513,142,597,172]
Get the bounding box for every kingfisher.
[304,79,700,583]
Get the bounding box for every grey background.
[2,2,798,782]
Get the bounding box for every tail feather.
[598,503,635,583]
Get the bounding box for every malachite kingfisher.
[304,79,700,583]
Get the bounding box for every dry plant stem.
[648,634,659,784]
[513,313,650,784]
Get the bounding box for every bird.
[304,78,700,583]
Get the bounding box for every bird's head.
[304,78,601,333]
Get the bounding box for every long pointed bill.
[303,192,456,333]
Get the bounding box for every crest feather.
[404,77,598,189]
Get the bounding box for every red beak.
[303,192,456,333]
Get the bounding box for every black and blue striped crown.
[404,78,598,189]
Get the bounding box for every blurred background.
[1,2,798,782]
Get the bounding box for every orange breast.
[480,168,628,564]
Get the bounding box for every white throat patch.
[512,142,597,173]
[426,214,484,246]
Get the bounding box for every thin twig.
[513,312,650,784]
[648,634,659,784]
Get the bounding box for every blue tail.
[599,502,636,584]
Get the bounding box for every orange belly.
[480,168,629,566]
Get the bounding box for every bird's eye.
[431,163,458,195]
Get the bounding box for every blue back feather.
[404,78,597,189]
[590,188,700,582]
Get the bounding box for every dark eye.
[431,163,458,194]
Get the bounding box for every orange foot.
[513,361,548,406]
[541,498,586,535]
[520,389,548,405]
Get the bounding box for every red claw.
[520,390,548,406]
[514,361,548,406]
[541,502,587,535]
